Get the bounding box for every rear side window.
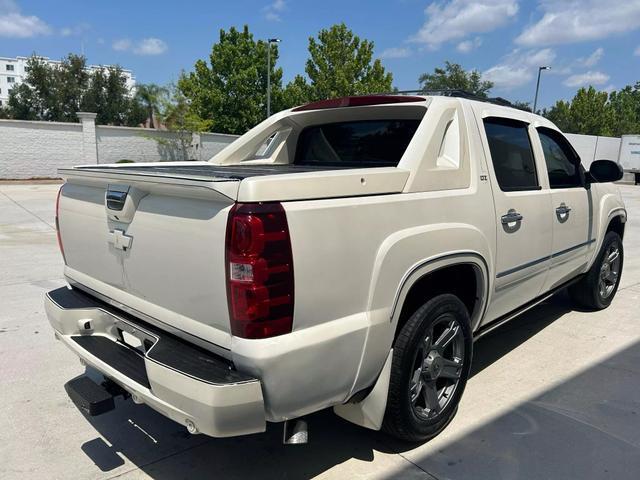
[537,127,583,188]
[295,120,421,167]
[483,118,539,191]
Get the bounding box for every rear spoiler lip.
[58,167,240,201]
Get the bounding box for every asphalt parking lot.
[2,182,640,480]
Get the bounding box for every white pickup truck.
[46,93,626,443]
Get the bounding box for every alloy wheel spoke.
[410,378,423,404]
[434,321,459,350]
[608,249,619,263]
[421,380,440,412]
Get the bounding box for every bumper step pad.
[72,336,150,388]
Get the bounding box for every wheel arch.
[390,253,490,338]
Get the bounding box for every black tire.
[382,294,472,442]
[568,231,623,310]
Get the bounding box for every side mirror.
[588,159,623,184]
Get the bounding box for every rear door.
[474,110,553,322]
[535,127,591,290]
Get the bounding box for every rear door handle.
[501,209,523,224]
[556,203,572,215]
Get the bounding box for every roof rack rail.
[391,89,517,109]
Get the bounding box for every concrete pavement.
[1,183,639,479]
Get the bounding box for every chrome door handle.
[501,209,523,224]
[556,203,572,215]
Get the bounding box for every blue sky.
[2,0,640,109]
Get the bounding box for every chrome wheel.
[599,244,621,299]
[409,314,464,419]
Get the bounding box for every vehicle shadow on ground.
[384,340,640,480]
[78,293,574,479]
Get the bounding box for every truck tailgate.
[58,165,239,352]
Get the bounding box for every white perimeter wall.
[0,118,238,179]
[0,119,84,179]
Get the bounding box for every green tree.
[7,54,137,125]
[82,66,132,125]
[544,87,613,136]
[298,23,393,103]
[419,61,493,98]
[154,85,213,160]
[511,100,532,112]
[178,25,283,135]
[134,83,167,129]
[608,83,640,136]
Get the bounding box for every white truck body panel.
[46,95,626,436]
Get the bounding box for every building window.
[0,100,3,106]
[24,66,30,72]
[6,64,14,71]
[7,77,15,83]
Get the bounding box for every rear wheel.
[569,231,623,310]
[382,294,472,442]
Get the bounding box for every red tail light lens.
[55,185,66,264]
[226,203,294,339]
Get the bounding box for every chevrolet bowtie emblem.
[108,229,133,251]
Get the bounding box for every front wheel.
[569,231,623,310]
[382,294,472,442]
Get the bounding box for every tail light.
[55,185,66,264]
[225,203,294,339]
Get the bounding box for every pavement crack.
[0,189,56,230]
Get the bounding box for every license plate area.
[114,319,156,355]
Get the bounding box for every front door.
[475,112,553,322]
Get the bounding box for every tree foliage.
[134,83,168,129]
[543,84,640,137]
[6,54,140,125]
[178,25,283,135]
[290,23,393,104]
[419,61,493,98]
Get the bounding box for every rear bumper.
[45,286,266,438]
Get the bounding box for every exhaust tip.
[283,419,308,445]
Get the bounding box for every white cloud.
[580,47,604,67]
[410,0,518,49]
[60,23,90,37]
[112,38,132,51]
[113,37,168,55]
[457,37,482,53]
[264,0,286,21]
[516,0,640,46]
[133,38,167,55]
[483,48,556,89]
[563,71,610,87]
[0,0,50,38]
[379,47,412,59]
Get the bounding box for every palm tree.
[134,83,167,128]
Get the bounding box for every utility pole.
[267,38,281,118]
[533,66,550,114]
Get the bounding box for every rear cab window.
[483,117,540,191]
[294,119,421,168]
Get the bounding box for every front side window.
[537,127,582,188]
[483,117,539,191]
[295,119,421,167]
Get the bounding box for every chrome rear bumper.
[45,286,266,438]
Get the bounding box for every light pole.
[533,66,550,114]
[267,38,281,118]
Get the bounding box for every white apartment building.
[0,56,136,107]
